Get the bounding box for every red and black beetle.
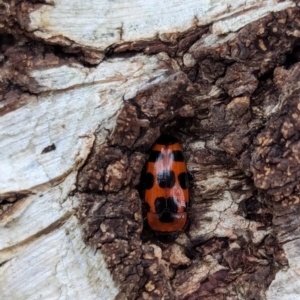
[144,134,191,242]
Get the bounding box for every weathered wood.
[1,0,300,299]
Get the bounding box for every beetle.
[144,134,191,242]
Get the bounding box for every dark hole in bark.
[41,143,56,154]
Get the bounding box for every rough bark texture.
[77,8,300,300]
[1,1,300,300]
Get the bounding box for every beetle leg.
[187,171,194,181]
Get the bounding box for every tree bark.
[1,1,300,299]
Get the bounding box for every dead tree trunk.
[1,1,300,299]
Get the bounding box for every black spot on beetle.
[41,143,56,154]
[145,172,155,189]
[154,197,179,222]
[148,151,164,162]
[157,170,175,188]
[167,197,179,213]
[155,197,166,213]
[169,151,184,162]
[178,172,188,189]
[159,211,175,223]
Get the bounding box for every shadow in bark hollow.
[75,7,300,300]
[0,192,30,217]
